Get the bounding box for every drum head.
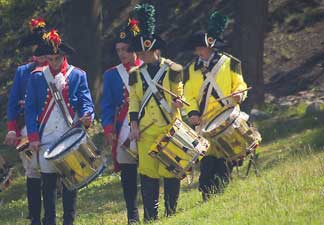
[45,128,86,160]
[204,107,236,132]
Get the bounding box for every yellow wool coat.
[129,58,183,178]
[184,53,247,158]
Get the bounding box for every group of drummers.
[2,4,262,225]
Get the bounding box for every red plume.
[128,18,140,35]
[43,29,62,53]
[29,18,46,31]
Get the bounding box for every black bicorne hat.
[115,18,141,45]
[34,30,75,56]
[186,31,227,50]
[18,18,47,47]
[186,11,228,50]
[130,3,166,52]
[131,34,166,52]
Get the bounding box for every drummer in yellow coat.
[183,11,248,201]
[128,3,184,221]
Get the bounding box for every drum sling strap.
[43,65,75,128]
[198,55,228,115]
[116,64,131,126]
[116,64,130,92]
[138,64,171,124]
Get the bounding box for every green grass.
[1,105,324,225]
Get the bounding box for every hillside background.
[0,0,324,224]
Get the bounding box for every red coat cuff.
[28,133,40,142]
[7,120,17,132]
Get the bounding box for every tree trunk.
[64,0,103,107]
[233,0,268,108]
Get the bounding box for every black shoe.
[164,178,180,217]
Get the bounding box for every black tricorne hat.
[34,29,75,56]
[18,18,47,48]
[186,11,228,50]
[130,3,166,52]
[186,31,227,50]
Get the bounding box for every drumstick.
[122,121,155,148]
[128,65,141,74]
[140,121,155,133]
[197,88,251,128]
[214,87,252,103]
[54,110,94,142]
[151,81,191,106]
[111,106,120,141]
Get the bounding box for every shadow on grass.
[258,111,324,144]
[257,127,324,173]
[77,174,128,214]
[0,176,26,202]
[0,204,27,225]
[0,177,29,224]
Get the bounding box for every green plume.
[132,3,156,36]
[207,11,228,38]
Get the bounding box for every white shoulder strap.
[198,55,229,115]
[43,66,75,126]
[116,64,130,92]
[139,64,171,117]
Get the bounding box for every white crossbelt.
[116,64,130,92]
[43,66,75,126]
[198,55,228,114]
[139,64,171,118]
[116,63,137,162]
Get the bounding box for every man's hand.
[189,115,201,126]
[130,121,140,141]
[4,131,18,147]
[29,141,40,152]
[80,114,92,127]
[172,97,184,109]
[104,133,115,146]
[231,92,243,104]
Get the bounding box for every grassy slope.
[1,105,324,225]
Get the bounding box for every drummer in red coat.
[25,29,94,225]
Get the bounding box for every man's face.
[35,55,47,64]
[46,54,64,71]
[136,50,158,64]
[115,42,135,65]
[194,46,212,61]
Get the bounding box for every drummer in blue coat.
[4,18,47,225]
[100,18,142,225]
[25,29,94,225]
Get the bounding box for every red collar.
[124,57,142,71]
[49,57,68,76]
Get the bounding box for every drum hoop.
[45,128,86,160]
[203,107,239,133]
[66,164,107,191]
[16,142,29,152]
